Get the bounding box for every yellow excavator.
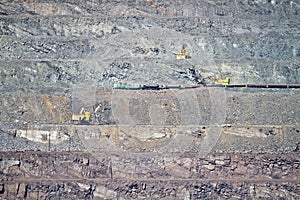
[72,107,91,124]
[176,44,190,60]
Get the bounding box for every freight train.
[113,83,300,90]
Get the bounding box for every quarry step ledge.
[27,124,300,128]
[1,150,299,156]
[2,178,300,184]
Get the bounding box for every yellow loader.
[72,108,91,124]
[215,76,230,85]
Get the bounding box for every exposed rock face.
[0,0,299,199]
[0,0,299,91]
[1,152,300,199]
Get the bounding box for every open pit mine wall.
[0,0,300,199]
[1,88,300,199]
[1,152,300,199]
[0,0,299,91]
[1,88,300,153]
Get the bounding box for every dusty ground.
[0,0,300,199]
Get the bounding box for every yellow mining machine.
[176,44,190,60]
[72,107,91,124]
[215,75,230,85]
